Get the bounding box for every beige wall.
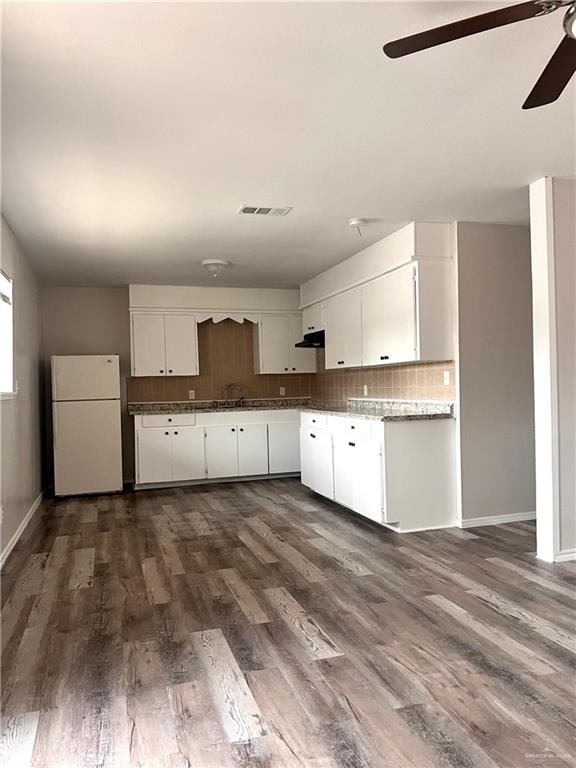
[41,287,132,485]
[0,218,42,560]
[455,223,535,522]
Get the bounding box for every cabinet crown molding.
[300,222,452,308]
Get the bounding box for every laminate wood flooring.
[1,479,575,767]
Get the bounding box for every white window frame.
[0,267,15,398]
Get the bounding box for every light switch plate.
[279,386,286,396]
[363,384,368,396]
[188,389,195,399]
[443,371,450,386]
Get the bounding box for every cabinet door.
[256,317,290,373]
[299,427,315,489]
[324,288,362,369]
[362,265,416,366]
[353,438,384,523]
[237,424,269,476]
[312,428,334,500]
[333,437,356,510]
[132,314,166,376]
[269,422,300,473]
[137,428,173,484]
[302,303,324,334]
[171,426,205,481]
[164,314,198,376]
[288,316,317,373]
[205,425,239,478]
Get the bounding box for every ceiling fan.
[383,1,576,109]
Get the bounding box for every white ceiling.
[2,1,574,287]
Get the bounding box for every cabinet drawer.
[328,416,372,438]
[141,414,197,428]
[301,412,328,428]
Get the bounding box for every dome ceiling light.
[201,259,230,278]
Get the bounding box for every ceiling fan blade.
[523,36,576,108]
[383,1,542,58]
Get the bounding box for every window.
[0,268,14,394]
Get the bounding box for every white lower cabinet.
[237,424,269,476]
[138,427,204,484]
[268,422,300,473]
[333,435,384,523]
[136,411,300,486]
[206,425,239,478]
[300,412,456,531]
[172,427,205,481]
[299,427,334,500]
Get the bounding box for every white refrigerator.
[52,355,123,496]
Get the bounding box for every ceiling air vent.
[237,205,293,216]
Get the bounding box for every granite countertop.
[300,407,453,421]
[303,399,454,422]
[128,397,454,421]
[128,397,311,415]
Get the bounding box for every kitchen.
[1,2,574,767]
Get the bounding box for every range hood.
[294,330,325,349]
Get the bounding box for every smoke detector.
[201,259,230,278]
[237,204,293,216]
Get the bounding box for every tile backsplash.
[310,350,456,410]
[127,319,456,406]
[127,319,312,403]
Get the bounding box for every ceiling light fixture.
[201,259,230,278]
[564,2,576,38]
[348,217,380,237]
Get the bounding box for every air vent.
[238,205,293,216]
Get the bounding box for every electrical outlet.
[279,386,286,396]
[188,389,195,400]
[363,384,368,397]
[443,371,450,386]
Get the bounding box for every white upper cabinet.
[362,260,453,366]
[302,303,324,334]
[131,312,198,377]
[362,264,417,366]
[164,314,198,376]
[255,316,291,373]
[132,314,167,376]
[287,316,316,373]
[324,288,362,369]
[254,316,316,374]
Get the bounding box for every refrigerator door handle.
[53,404,58,451]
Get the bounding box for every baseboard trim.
[383,521,458,534]
[555,548,576,563]
[134,472,300,491]
[0,492,44,568]
[459,511,536,529]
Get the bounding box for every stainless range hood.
[294,330,325,349]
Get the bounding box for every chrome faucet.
[224,382,242,405]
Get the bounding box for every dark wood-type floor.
[1,479,575,767]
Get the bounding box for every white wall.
[0,218,42,562]
[529,177,575,562]
[455,223,535,525]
